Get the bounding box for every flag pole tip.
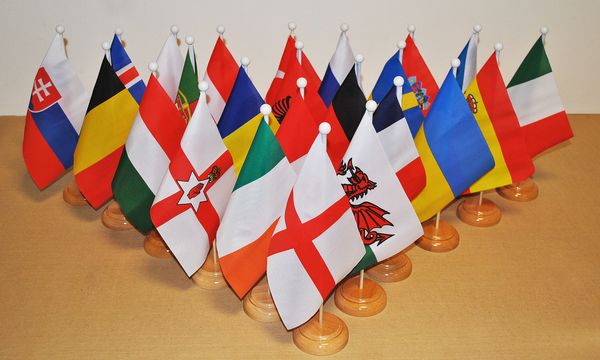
[366,100,378,113]
[319,122,331,135]
[216,25,226,35]
[295,40,304,50]
[170,25,179,36]
[540,26,549,35]
[494,42,503,52]
[296,77,307,89]
[393,76,404,87]
[101,41,111,51]
[473,24,482,34]
[241,56,250,67]
[115,28,123,36]
[55,25,65,35]
[185,36,194,46]
[397,40,406,49]
[451,58,461,69]
[407,24,416,33]
[198,81,209,92]
[355,54,364,64]
[340,23,349,33]
[288,22,297,32]
[148,62,159,73]
[260,104,272,116]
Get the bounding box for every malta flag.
[456,32,478,93]
[175,43,199,123]
[150,89,235,276]
[318,28,355,107]
[465,52,535,193]
[411,69,494,222]
[23,30,89,189]
[203,36,238,123]
[267,133,364,330]
[402,35,439,116]
[507,36,573,157]
[373,83,426,200]
[73,54,139,209]
[112,32,185,233]
[339,105,423,273]
[110,33,145,104]
[217,119,295,298]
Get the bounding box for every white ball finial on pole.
[355,54,364,88]
[393,76,404,88]
[185,36,194,46]
[295,40,304,64]
[260,104,272,125]
[241,56,250,72]
[297,77,307,99]
[319,122,331,146]
[102,41,111,63]
[198,81,209,93]
[170,25,180,36]
[407,24,416,39]
[473,24,482,43]
[55,25,65,36]
[288,21,297,36]
[451,58,461,77]
[115,28,123,37]
[494,42,504,64]
[340,23,349,33]
[397,40,406,63]
[366,100,378,114]
[148,62,159,77]
[540,26,549,45]
[216,25,226,41]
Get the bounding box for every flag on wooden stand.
[110,34,145,104]
[402,35,439,116]
[203,36,238,123]
[319,27,355,107]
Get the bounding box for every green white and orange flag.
[73,55,138,209]
[175,40,199,123]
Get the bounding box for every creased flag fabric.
[110,34,145,104]
[203,37,238,123]
[176,46,199,123]
[507,36,573,157]
[73,56,138,209]
[373,85,426,200]
[456,33,478,93]
[112,33,185,233]
[319,30,355,107]
[465,53,535,193]
[411,69,494,222]
[267,134,364,330]
[217,120,295,298]
[371,50,425,137]
[339,109,423,273]
[402,35,439,116]
[150,91,235,276]
[24,32,89,189]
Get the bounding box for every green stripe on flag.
[507,37,553,87]
[349,245,378,276]
[178,52,199,106]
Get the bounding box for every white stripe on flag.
[508,72,565,127]
[329,32,355,83]
[203,73,226,123]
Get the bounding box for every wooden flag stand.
[62,178,88,206]
[191,246,227,289]
[293,305,348,356]
[243,277,280,322]
[497,178,539,202]
[416,212,459,252]
[457,192,501,227]
[334,270,386,317]
[101,201,133,230]
[143,230,171,259]
[366,251,412,282]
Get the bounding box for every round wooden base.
[334,276,386,317]
[143,230,171,259]
[457,197,501,227]
[497,178,539,202]
[292,312,348,356]
[191,247,227,290]
[243,278,279,322]
[101,202,133,231]
[366,252,412,282]
[62,179,88,206]
[416,219,459,252]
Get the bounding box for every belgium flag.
[73,55,138,209]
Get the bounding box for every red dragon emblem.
[338,158,393,246]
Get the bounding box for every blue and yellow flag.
[411,69,494,222]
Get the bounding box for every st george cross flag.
[150,88,235,276]
[411,69,494,222]
[507,36,573,157]
[338,105,423,274]
[319,28,355,107]
[73,54,138,209]
[464,52,535,193]
[23,29,89,189]
[110,33,145,104]
[203,36,238,123]
[373,82,426,200]
[267,132,364,330]
[456,32,478,93]
[217,119,295,298]
[175,42,199,123]
[402,35,439,116]
[112,32,185,233]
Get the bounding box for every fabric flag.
[373,84,426,200]
[73,55,138,209]
[112,32,185,233]
[110,34,145,104]
[371,50,426,137]
[507,36,573,157]
[402,35,439,116]
[217,119,295,298]
[267,133,364,330]
[150,89,235,276]
[411,69,494,222]
[175,44,199,123]
[23,31,89,189]
[464,52,535,193]
[203,37,238,123]
[217,66,279,176]
[456,32,478,93]
[339,107,423,273]
[318,29,355,107]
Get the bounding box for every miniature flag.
[73,55,139,209]
[217,120,295,298]
[319,28,355,107]
[371,50,425,137]
[465,52,535,193]
[402,35,439,116]
[339,106,423,273]
[203,37,238,123]
[374,84,426,200]
[175,44,199,123]
[267,133,364,330]
[456,32,478,93]
[110,34,145,104]
[112,32,185,233]
[150,89,235,276]
[411,69,494,222]
[507,36,573,157]
[23,30,89,189]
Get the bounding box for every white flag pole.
[288,21,297,38]
[540,26,549,45]
[407,24,416,40]
[260,104,271,126]
[355,54,364,89]
[241,56,250,74]
[295,40,303,64]
[102,41,111,64]
[297,77,307,100]
[495,42,504,65]
[397,40,406,64]
[451,58,461,77]
[473,24,482,44]
[216,25,226,42]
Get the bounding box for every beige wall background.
[1,0,598,115]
